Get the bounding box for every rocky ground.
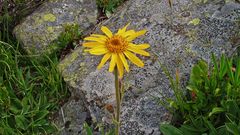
[14,0,240,134]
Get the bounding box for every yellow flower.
[83,23,150,78]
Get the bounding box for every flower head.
[83,23,150,78]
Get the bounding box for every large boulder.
[13,0,97,54]
[57,0,240,134]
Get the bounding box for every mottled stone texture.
[58,0,240,134]
[13,0,97,54]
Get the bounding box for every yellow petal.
[91,34,108,39]
[126,29,147,41]
[84,49,90,52]
[117,23,130,35]
[89,47,108,55]
[84,37,106,44]
[101,26,113,38]
[109,54,117,72]
[124,51,144,67]
[129,43,150,49]
[83,42,104,48]
[116,55,124,78]
[127,46,150,56]
[120,30,135,37]
[97,53,112,69]
[119,53,129,72]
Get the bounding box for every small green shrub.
[46,24,82,56]
[96,0,125,14]
[160,54,240,134]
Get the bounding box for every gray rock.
[53,96,89,135]
[13,0,97,54]
[58,0,240,134]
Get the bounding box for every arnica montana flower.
[83,23,150,78]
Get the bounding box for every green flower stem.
[114,68,120,135]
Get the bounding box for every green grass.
[0,0,70,134]
[96,0,125,14]
[0,41,69,134]
[0,0,44,38]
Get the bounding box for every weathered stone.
[13,0,97,54]
[53,95,89,135]
[58,0,240,134]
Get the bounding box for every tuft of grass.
[96,0,125,14]
[0,0,72,134]
[0,40,69,134]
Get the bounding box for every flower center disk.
[106,35,128,53]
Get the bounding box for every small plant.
[159,54,240,134]
[47,24,82,56]
[96,0,125,14]
[83,23,150,134]
[82,123,115,135]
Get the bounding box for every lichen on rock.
[43,13,56,22]
[57,0,240,134]
[13,0,98,55]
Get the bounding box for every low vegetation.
[160,54,240,135]
[0,0,73,134]
[96,0,125,17]
[0,41,69,134]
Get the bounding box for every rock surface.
[57,0,240,134]
[13,0,97,54]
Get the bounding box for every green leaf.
[34,119,48,126]
[83,123,93,135]
[35,110,49,121]
[169,101,178,109]
[216,125,228,135]
[203,118,217,134]
[180,124,204,135]
[44,124,57,133]
[225,123,240,135]
[188,18,201,26]
[209,107,225,117]
[219,55,227,80]
[106,11,112,18]
[15,115,28,130]
[225,100,240,121]
[160,124,184,135]
[9,98,22,114]
[214,88,221,96]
